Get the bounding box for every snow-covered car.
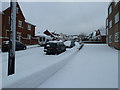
[64,40,75,48]
[1,41,27,52]
[44,41,66,55]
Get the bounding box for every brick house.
[106,0,120,50]
[1,3,38,45]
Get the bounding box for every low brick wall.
[21,38,30,45]
[83,41,106,44]
[31,38,38,45]
[1,37,39,46]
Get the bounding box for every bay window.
[114,32,120,42]
[115,12,119,24]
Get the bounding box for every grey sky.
[2,2,110,35]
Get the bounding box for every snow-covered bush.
[64,41,71,47]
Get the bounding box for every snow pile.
[2,45,79,88]
[48,40,63,43]
[75,42,80,46]
[64,41,71,47]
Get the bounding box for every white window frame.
[17,32,21,41]
[109,35,112,43]
[109,20,112,28]
[16,7,19,14]
[109,5,112,15]
[115,12,119,24]
[28,24,31,30]
[114,32,120,42]
[18,20,22,28]
[27,34,31,39]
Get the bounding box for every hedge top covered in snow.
[48,40,63,43]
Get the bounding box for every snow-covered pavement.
[0,44,118,88]
[39,44,118,88]
[1,44,79,88]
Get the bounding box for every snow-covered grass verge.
[2,44,79,88]
[27,44,40,49]
[0,44,40,53]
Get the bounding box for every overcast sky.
[2,2,110,35]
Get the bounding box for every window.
[109,35,112,43]
[16,7,19,14]
[18,20,22,28]
[109,20,112,28]
[27,34,31,39]
[28,24,31,30]
[109,5,112,15]
[115,12,119,24]
[114,32,120,42]
[17,32,21,41]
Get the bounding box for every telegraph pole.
[8,0,17,76]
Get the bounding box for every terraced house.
[106,0,120,50]
[2,2,38,45]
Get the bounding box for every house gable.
[3,2,25,20]
[2,2,38,45]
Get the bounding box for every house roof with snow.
[44,30,55,37]
[36,33,51,38]
[2,2,36,26]
[3,2,25,20]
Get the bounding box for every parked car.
[1,41,27,52]
[64,40,75,48]
[44,41,66,55]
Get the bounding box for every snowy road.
[38,44,118,88]
[0,44,118,88]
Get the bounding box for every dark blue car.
[44,41,66,55]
